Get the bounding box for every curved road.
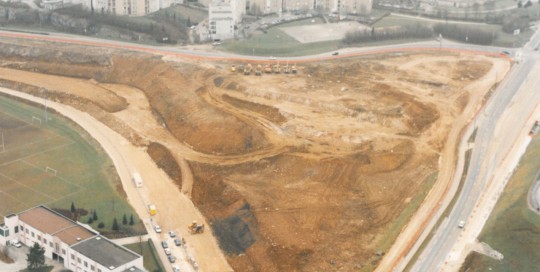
[410,25,540,272]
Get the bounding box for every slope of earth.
[0,38,505,271]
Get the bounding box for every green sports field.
[0,94,145,236]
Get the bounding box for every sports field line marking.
[20,159,86,191]
[0,172,57,202]
[0,107,73,143]
[0,134,75,154]
[0,141,74,168]
[0,190,29,209]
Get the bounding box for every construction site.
[0,36,509,271]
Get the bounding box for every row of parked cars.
[160,230,186,272]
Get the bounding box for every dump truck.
[244,63,252,75]
[132,172,143,188]
[283,65,290,74]
[188,221,205,234]
[255,64,262,76]
[264,64,272,74]
[148,204,157,216]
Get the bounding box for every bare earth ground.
[0,38,507,271]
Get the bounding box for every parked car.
[172,265,181,272]
[168,255,176,263]
[161,241,168,249]
[154,225,162,233]
[174,238,182,246]
[168,231,176,238]
[11,240,21,248]
[164,248,171,255]
[332,52,339,56]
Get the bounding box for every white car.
[458,220,465,228]
[164,248,171,255]
[154,225,162,233]
[11,240,21,248]
[269,56,277,60]
[172,265,181,272]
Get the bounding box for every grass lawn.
[125,239,166,272]
[0,94,145,237]
[152,4,207,24]
[459,135,540,271]
[223,27,340,56]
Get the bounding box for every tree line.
[343,23,497,45]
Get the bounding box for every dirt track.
[0,38,507,271]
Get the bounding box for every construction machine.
[273,64,280,74]
[188,221,205,234]
[230,65,236,72]
[244,63,252,75]
[255,64,262,76]
[283,65,290,74]
[264,64,272,74]
[291,64,297,74]
[238,64,244,73]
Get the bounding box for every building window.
[37,235,41,241]
[71,254,75,260]
[55,243,59,251]
[14,226,19,233]
[49,242,53,247]
[20,225,23,231]
[31,232,35,238]
[77,257,81,263]
[84,261,88,267]
[43,239,47,246]
[25,229,28,234]
[62,249,66,255]
[91,265,95,270]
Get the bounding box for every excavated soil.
[0,38,501,271]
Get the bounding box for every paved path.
[111,234,150,245]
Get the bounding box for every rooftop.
[18,206,96,245]
[72,236,141,268]
[122,267,146,272]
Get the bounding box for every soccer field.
[0,94,144,235]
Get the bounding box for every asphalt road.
[411,25,540,272]
[0,28,514,63]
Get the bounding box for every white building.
[208,0,245,40]
[0,206,144,272]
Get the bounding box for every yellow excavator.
[188,221,205,234]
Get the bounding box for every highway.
[410,23,540,272]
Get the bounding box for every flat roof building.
[0,205,144,272]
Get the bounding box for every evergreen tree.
[27,242,45,271]
[122,214,128,225]
[93,210,98,221]
[97,222,105,229]
[129,214,134,225]
[70,202,76,213]
[87,217,94,224]
[112,218,119,231]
